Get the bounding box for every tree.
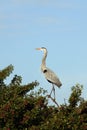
[0,65,46,129]
[0,65,87,130]
[39,84,87,130]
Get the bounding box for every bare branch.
[47,95,60,109]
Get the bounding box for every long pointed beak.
[36,48,41,50]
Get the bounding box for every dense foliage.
[0,65,87,130]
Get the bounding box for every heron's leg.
[50,84,55,100]
[50,84,54,96]
[50,86,53,96]
[53,85,55,100]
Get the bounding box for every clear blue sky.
[0,0,87,104]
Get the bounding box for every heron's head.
[36,47,47,54]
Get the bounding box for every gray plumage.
[36,47,62,88]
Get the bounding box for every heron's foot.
[47,94,51,98]
[47,94,55,101]
[46,94,59,108]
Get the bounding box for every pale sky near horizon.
[0,0,87,105]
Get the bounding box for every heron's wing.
[43,67,62,87]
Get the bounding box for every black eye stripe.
[41,47,46,49]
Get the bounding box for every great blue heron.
[36,47,62,100]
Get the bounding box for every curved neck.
[41,51,47,71]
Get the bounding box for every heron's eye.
[43,69,47,73]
